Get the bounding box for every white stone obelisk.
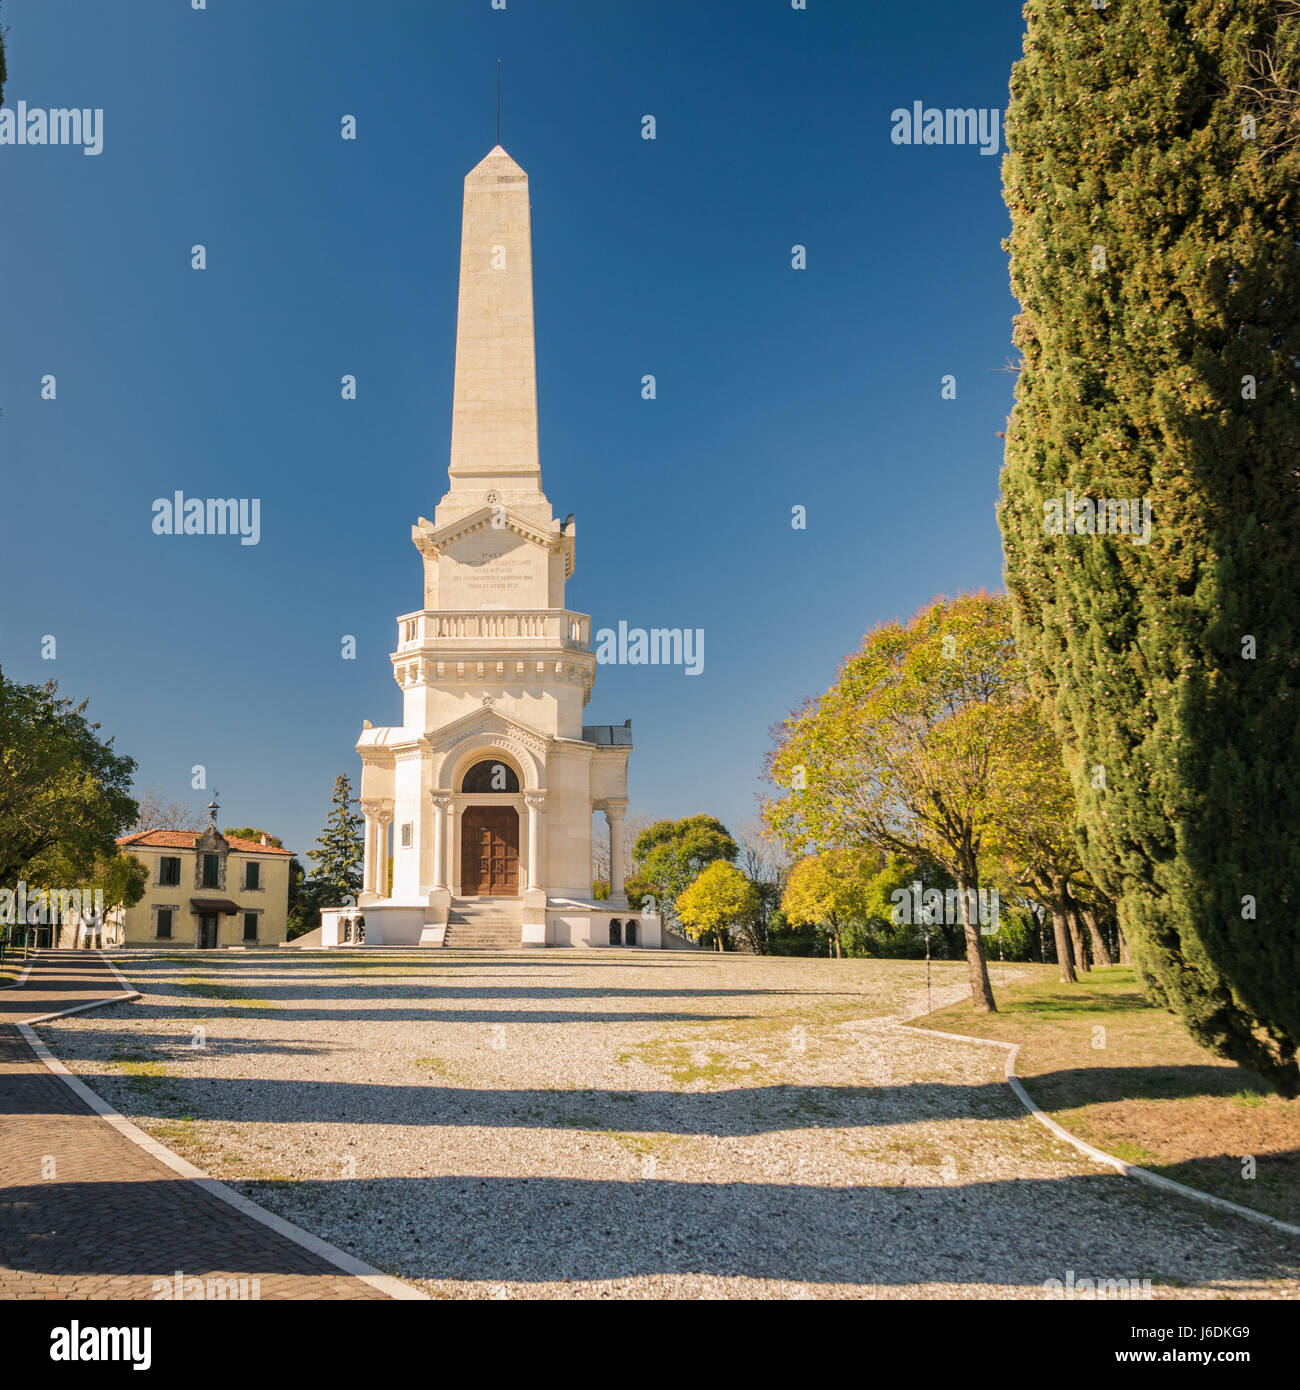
[446,146,542,497]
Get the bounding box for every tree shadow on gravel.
[146,983,843,1001]
[10,1171,1290,1292]
[289,1171,1298,1289]
[60,1074,1025,1132]
[92,1000,758,1025]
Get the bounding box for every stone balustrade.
[396,609,590,652]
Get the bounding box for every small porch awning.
[190,898,240,915]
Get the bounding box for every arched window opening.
[625,919,638,947]
[609,919,623,946]
[461,758,521,794]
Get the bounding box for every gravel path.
[36,950,1300,1300]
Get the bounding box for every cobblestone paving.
[0,953,389,1300]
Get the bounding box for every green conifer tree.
[999,1,1300,1092]
[309,774,364,905]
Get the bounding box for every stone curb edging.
[904,1021,1300,1240]
[17,951,428,1301]
[1,959,36,989]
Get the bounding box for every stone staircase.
[443,897,524,950]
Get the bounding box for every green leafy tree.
[23,847,147,944]
[676,860,759,952]
[308,774,363,906]
[862,852,963,959]
[223,827,284,848]
[766,913,821,958]
[633,815,738,927]
[999,1,1300,1092]
[767,593,1025,1012]
[781,849,878,958]
[0,671,138,885]
[622,875,654,913]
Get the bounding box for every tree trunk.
[1066,905,1090,973]
[1117,921,1132,965]
[1046,877,1077,984]
[956,871,996,1012]
[1081,904,1113,966]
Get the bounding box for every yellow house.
[115,826,294,948]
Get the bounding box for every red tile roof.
[117,829,294,856]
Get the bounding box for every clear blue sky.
[0,0,1025,860]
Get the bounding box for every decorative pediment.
[413,507,561,557]
[423,704,551,757]
[414,508,574,584]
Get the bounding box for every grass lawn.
[911,964,1300,1227]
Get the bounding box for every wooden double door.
[460,805,520,896]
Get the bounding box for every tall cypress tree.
[999,1,1300,1092]
[309,774,364,904]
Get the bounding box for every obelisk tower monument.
[343,145,657,951]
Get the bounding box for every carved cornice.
[392,654,595,690]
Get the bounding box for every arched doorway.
[461,805,520,895]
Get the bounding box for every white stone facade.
[349,146,659,950]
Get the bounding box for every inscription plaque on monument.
[441,531,546,607]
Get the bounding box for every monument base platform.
[319,899,662,949]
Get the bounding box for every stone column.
[605,799,628,905]
[431,795,451,889]
[360,801,380,895]
[525,794,546,892]
[376,812,392,898]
